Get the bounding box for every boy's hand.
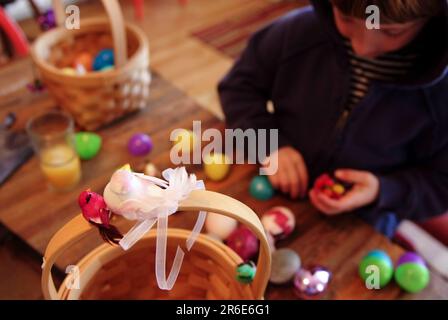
[262,146,309,199]
[309,169,379,215]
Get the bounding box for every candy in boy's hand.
[313,173,349,200]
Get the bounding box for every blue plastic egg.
[93,49,115,71]
[249,175,274,200]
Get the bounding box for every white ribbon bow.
[103,167,206,290]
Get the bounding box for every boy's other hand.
[262,146,309,199]
[309,169,379,215]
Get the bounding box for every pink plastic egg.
[226,225,259,261]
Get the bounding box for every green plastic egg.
[236,261,256,284]
[75,132,102,160]
[359,250,394,288]
[395,262,430,293]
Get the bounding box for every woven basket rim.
[30,17,149,80]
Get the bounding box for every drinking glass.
[26,110,81,191]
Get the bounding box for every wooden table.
[0,73,445,300]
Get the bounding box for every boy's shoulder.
[269,6,324,37]
[250,6,332,59]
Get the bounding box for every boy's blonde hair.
[331,0,445,23]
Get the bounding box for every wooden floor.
[0,0,292,300]
[57,0,281,118]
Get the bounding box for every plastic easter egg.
[396,252,426,268]
[100,65,114,72]
[206,233,224,243]
[395,263,430,293]
[395,252,430,293]
[93,49,114,71]
[314,173,350,200]
[266,231,276,253]
[294,266,332,298]
[172,129,198,153]
[249,175,274,200]
[38,9,56,30]
[236,261,256,284]
[359,250,394,288]
[332,184,345,196]
[73,52,93,71]
[226,226,259,261]
[120,164,132,172]
[205,212,237,240]
[270,248,301,284]
[203,153,230,181]
[128,133,153,156]
[62,67,77,76]
[365,249,392,261]
[144,163,158,176]
[74,64,87,75]
[261,206,295,240]
[74,132,102,160]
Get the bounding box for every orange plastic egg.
[73,52,93,72]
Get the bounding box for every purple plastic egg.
[294,265,332,299]
[38,10,56,31]
[397,252,426,268]
[128,133,153,156]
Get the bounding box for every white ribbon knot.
[103,167,206,290]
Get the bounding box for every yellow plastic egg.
[203,153,231,181]
[172,129,198,153]
[62,68,77,76]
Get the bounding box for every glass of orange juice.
[26,110,81,191]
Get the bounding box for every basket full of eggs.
[31,0,151,131]
[41,167,271,300]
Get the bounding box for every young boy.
[218,0,448,241]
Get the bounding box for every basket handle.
[42,190,271,300]
[51,0,127,67]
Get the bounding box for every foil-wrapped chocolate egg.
[294,266,332,299]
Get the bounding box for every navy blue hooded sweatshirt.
[218,0,448,226]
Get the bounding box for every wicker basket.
[30,0,150,131]
[42,190,271,300]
